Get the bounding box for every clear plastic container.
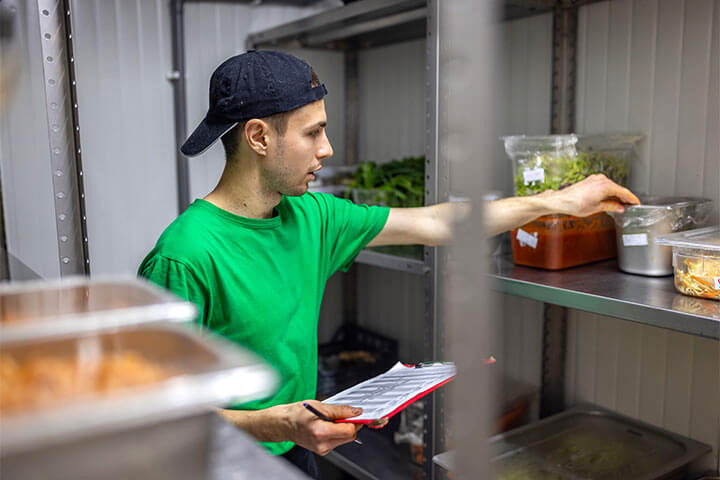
[656,226,720,301]
[511,213,616,270]
[502,133,641,197]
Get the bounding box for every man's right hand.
[282,400,363,455]
[217,400,364,456]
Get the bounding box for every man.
[139,50,638,477]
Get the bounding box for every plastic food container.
[609,197,713,276]
[511,213,617,270]
[0,276,197,344]
[502,133,641,197]
[1,323,278,479]
[656,226,720,301]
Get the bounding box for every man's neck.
[204,159,281,219]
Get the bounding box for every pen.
[302,402,363,445]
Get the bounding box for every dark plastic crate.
[317,323,398,400]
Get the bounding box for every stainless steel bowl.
[610,196,713,276]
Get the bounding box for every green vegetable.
[514,150,630,197]
[346,156,425,208]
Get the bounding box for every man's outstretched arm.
[368,174,640,245]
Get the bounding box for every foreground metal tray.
[0,276,197,344]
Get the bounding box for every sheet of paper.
[323,361,456,421]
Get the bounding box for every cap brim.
[180,118,237,157]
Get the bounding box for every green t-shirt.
[138,193,389,455]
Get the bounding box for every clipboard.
[322,361,457,424]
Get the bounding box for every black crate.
[317,323,398,400]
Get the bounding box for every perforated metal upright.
[35,0,89,276]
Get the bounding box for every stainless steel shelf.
[324,428,421,480]
[355,250,427,275]
[492,256,720,340]
[245,0,563,51]
[246,0,426,50]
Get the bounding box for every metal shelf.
[246,0,562,51]
[355,250,427,275]
[246,0,426,50]
[492,256,720,340]
[325,428,421,480]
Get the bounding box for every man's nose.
[318,131,333,160]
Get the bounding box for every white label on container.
[622,233,649,247]
[523,168,545,185]
[516,228,538,249]
[714,277,720,290]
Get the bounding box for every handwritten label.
[523,168,545,185]
[516,228,538,249]
[622,233,649,247]
[714,277,720,290]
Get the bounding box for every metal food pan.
[0,276,197,344]
[489,405,711,480]
[434,406,711,479]
[1,322,278,455]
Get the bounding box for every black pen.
[302,402,363,445]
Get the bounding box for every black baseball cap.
[181,50,327,157]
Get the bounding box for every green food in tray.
[515,151,629,197]
[346,156,425,208]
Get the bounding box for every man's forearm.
[217,405,290,443]
[484,193,554,237]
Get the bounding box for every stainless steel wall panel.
[0,0,60,279]
[71,0,177,275]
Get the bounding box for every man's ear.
[244,119,269,156]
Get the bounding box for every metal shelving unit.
[248,1,567,479]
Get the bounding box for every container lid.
[502,134,577,156]
[0,322,279,454]
[634,196,711,208]
[655,226,720,251]
[0,276,197,344]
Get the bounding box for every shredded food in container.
[675,256,720,300]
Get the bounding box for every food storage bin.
[502,133,641,197]
[0,322,278,479]
[656,226,720,301]
[0,276,197,344]
[511,213,617,270]
[609,197,713,276]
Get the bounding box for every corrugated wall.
[569,0,720,470]
[71,0,178,275]
[0,0,60,279]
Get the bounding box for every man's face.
[262,99,333,196]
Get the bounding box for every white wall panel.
[183,1,343,201]
[357,39,426,165]
[572,1,720,470]
[72,0,178,275]
[577,0,719,218]
[566,312,720,470]
[0,0,59,280]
